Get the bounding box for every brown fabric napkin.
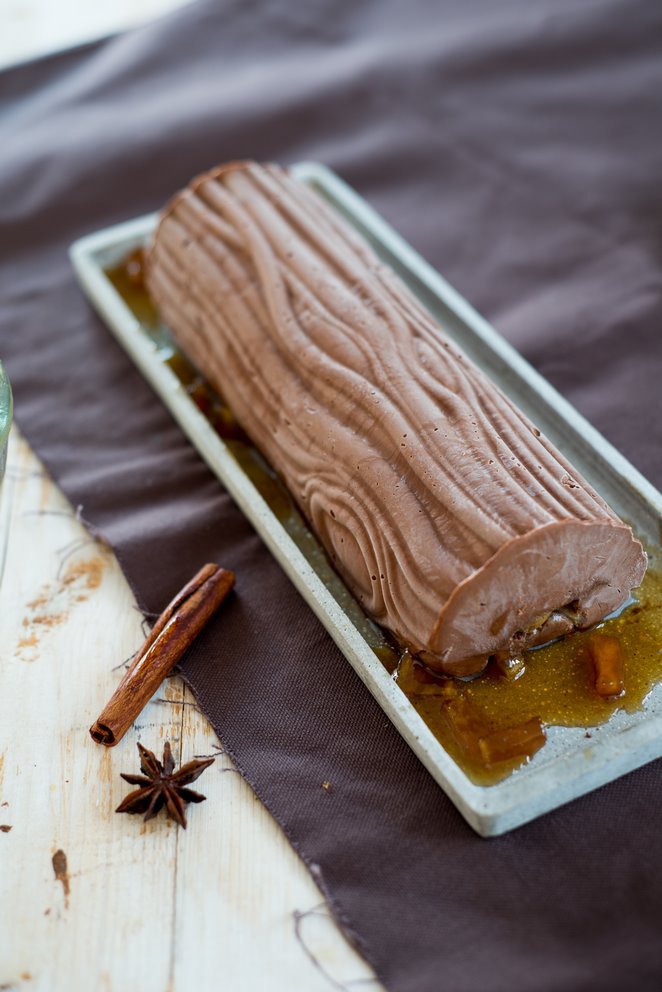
[2,1,662,989]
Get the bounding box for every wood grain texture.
[148,162,646,673]
[0,428,379,992]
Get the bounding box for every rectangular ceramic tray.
[70,162,662,837]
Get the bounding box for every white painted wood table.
[0,0,192,70]
[0,428,380,992]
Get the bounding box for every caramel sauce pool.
[108,252,662,788]
[395,565,662,784]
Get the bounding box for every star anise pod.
[116,741,214,829]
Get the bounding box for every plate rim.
[69,161,662,836]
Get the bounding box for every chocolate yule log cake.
[146,161,647,676]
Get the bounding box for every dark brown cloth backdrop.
[2,1,662,989]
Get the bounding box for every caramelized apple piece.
[396,652,458,698]
[440,701,546,767]
[478,717,546,767]
[124,246,145,287]
[588,634,625,698]
[492,651,526,682]
[439,696,547,768]
[439,699,485,761]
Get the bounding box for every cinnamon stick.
[90,563,235,747]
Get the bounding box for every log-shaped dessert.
[146,161,646,675]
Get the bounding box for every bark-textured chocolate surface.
[147,161,646,673]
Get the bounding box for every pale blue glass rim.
[0,361,13,454]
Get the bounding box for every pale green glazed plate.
[69,163,662,836]
[0,361,12,482]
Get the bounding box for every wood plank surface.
[0,0,191,70]
[0,428,380,992]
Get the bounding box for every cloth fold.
[2,2,662,989]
